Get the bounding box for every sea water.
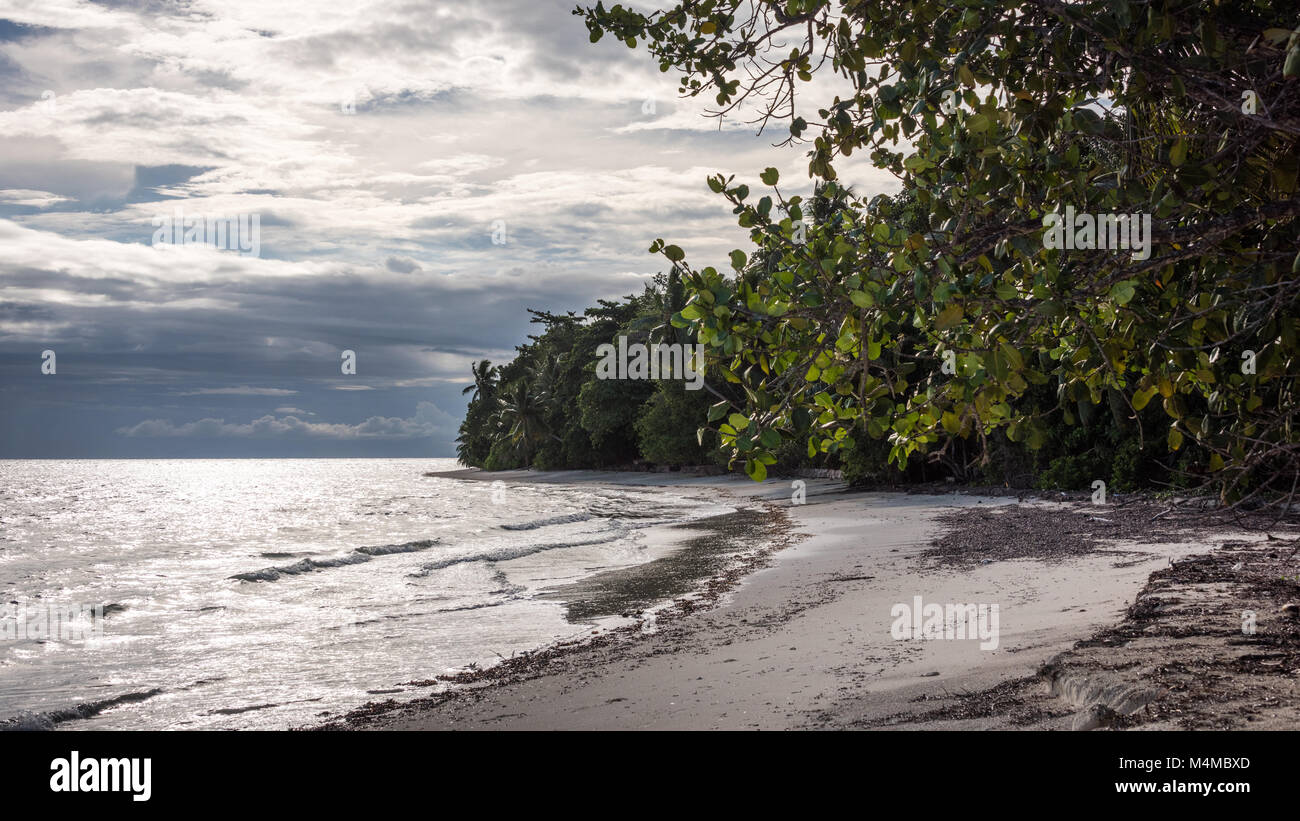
[0,458,735,729]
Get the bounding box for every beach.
[319,471,1300,730]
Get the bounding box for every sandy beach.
[318,470,1300,731]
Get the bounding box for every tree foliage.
[456,278,716,470]
[578,0,1300,506]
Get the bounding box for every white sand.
[345,472,1220,730]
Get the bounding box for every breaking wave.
[231,539,440,582]
[410,533,624,577]
[0,688,164,731]
[499,512,593,531]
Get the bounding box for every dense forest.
[461,0,1300,507]
[456,270,718,473]
[457,187,1197,491]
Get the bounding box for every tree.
[456,359,500,465]
[461,359,497,402]
[579,0,1300,507]
[496,376,551,464]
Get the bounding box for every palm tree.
[461,359,497,402]
[531,357,565,414]
[496,378,549,463]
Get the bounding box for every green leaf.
[934,303,963,330]
[1132,386,1158,411]
[1025,424,1046,450]
[1109,280,1136,306]
[728,413,750,431]
[663,244,685,262]
[1167,426,1183,451]
[759,167,780,185]
[1263,28,1292,46]
[999,342,1023,370]
[745,459,767,482]
[1170,137,1187,167]
[940,411,961,434]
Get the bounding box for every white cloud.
[117,401,456,440]
[0,0,901,458]
[0,188,75,208]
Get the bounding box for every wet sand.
[315,471,1300,730]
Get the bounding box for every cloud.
[384,255,421,274]
[0,188,75,208]
[117,401,457,440]
[416,154,506,176]
[178,386,298,396]
[0,0,899,459]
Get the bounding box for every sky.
[0,0,895,458]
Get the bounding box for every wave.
[231,538,440,582]
[488,567,526,597]
[0,688,164,731]
[410,533,623,577]
[330,597,513,628]
[202,697,320,717]
[499,512,592,531]
[355,539,440,556]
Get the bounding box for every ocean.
[0,458,739,730]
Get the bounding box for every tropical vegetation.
[459,0,1300,508]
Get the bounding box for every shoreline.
[314,470,1300,731]
[312,471,807,729]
